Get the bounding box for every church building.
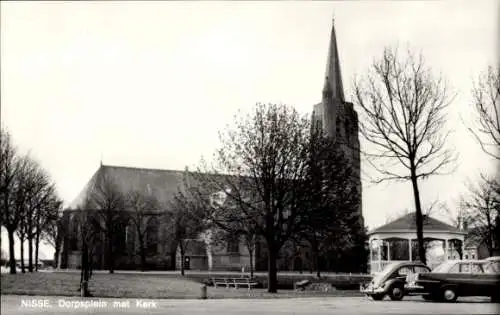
[60,20,364,272]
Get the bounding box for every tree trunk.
[312,237,320,278]
[35,230,41,271]
[247,243,254,278]
[267,241,278,293]
[486,214,494,257]
[410,169,426,265]
[80,241,90,297]
[8,229,16,274]
[107,230,114,274]
[139,238,147,272]
[20,236,25,273]
[28,236,33,272]
[54,246,60,270]
[180,244,185,276]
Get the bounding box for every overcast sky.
[1,1,498,258]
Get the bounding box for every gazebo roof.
[369,212,463,235]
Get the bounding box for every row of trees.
[0,129,63,274]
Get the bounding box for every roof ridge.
[102,164,187,173]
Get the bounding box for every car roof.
[393,261,428,268]
[446,259,486,264]
[485,256,500,261]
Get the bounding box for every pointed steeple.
[323,18,345,102]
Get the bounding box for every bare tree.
[0,129,23,274]
[85,171,125,274]
[353,48,457,264]
[468,66,500,160]
[169,177,207,276]
[125,191,161,271]
[210,199,259,277]
[460,174,499,257]
[42,208,65,269]
[194,103,325,293]
[73,208,101,297]
[11,155,38,273]
[36,192,63,270]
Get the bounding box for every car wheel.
[371,293,385,301]
[442,287,458,303]
[389,284,404,301]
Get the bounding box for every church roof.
[68,164,187,210]
[369,212,464,235]
[323,19,345,102]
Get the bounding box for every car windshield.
[432,261,457,273]
[372,262,400,283]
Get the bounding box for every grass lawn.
[1,272,364,299]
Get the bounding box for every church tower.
[312,19,363,225]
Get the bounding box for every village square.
[1,1,499,314]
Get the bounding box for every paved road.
[1,295,498,315]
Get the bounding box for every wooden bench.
[212,277,258,290]
[294,279,311,291]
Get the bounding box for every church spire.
[323,18,345,102]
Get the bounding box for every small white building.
[367,212,466,274]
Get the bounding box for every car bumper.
[360,284,386,294]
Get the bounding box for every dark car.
[411,259,500,303]
[360,261,431,301]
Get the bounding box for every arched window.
[146,216,160,255]
[70,216,80,251]
[113,218,128,255]
[226,235,239,254]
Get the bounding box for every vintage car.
[360,261,431,301]
[411,259,500,302]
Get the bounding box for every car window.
[483,263,496,274]
[448,263,460,273]
[414,266,430,273]
[397,266,413,276]
[460,263,471,273]
[471,264,483,274]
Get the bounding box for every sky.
[1,0,498,259]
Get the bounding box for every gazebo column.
[378,241,382,272]
[444,239,449,261]
[387,241,391,261]
[408,238,412,261]
[369,240,373,270]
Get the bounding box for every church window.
[146,217,159,255]
[227,236,239,254]
[113,219,128,255]
[70,217,80,251]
